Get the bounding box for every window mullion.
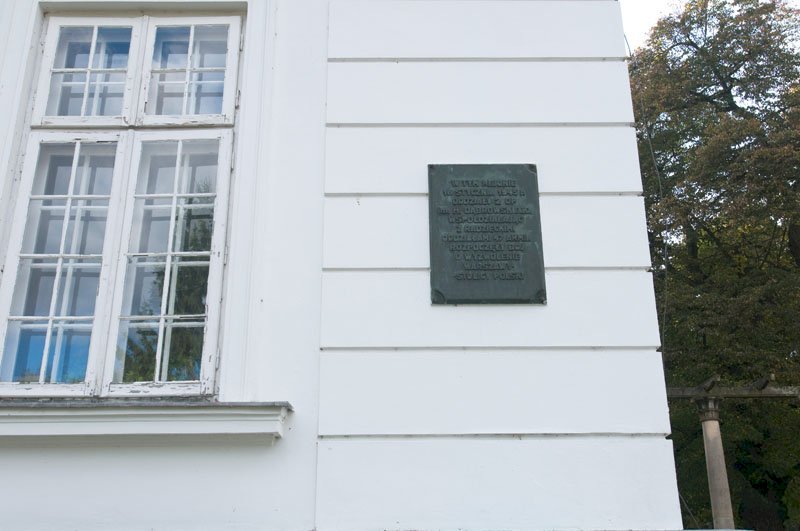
[96,132,136,396]
[79,26,100,118]
[152,140,183,382]
[181,25,196,116]
[89,38,108,117]
[37,141,82,384]
[130,16,150,125]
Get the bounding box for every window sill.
[0,399,292,439]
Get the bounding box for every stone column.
[696,397,735,529]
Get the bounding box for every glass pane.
[87,72,125,116]
[133,199,171,253]
[121,257,165,317]
[137,144,178,194]
[192,26,228,68]
[163,322,204,381]
[115,320,158,383]
[181,141,218,194]
[74,144,115,195]
[12,260,58,316]
[174,204,213,252]
[47,72,87,116]
[169,260,209,315]
[55,261,101,316]
[188,72,223,114]
[147,72,185,115]
[92,27,132,69]
[1,322,47,383]
[44,323,91,383]
[25,200,66,254]
[152,27,190,69]
[54,27,92,69]
[64,200,109,255]
[36,149,74,196]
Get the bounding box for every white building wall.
[318,1,682,529]
[0,0,682,529]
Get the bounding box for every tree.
[629,1,800,528]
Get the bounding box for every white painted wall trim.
[0,401,291,438]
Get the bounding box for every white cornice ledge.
[0,401,292,438]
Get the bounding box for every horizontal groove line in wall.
[319,346,661,352]
[321,267,652,272]
[324,192,430,198]
[328,57,628,63]
[317,433,670,441]
[323,192,644,198]
[326,122,635,128]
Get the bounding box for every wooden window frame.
[0,12,241,398]
[31,15,241,129]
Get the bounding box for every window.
[0,14,241,397]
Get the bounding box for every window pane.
[12,260,57,316]
[47,73,86,116]
[152,27,190,69]
[1,322,47,383]
[147,72,185,115]
[74,144,116,195]
[174,204,213,252]
[54,260,102,316]
[192,26,227,68]
[62,200,108,255]
[189,71,223,115]
[169,259,209,315]
[44,323,91,383]
[87,72,125,116]
[115,320,158,383]
[121,257,165,317]
[133,200,171,253]
[137,144,178,194]
[36,149,73,195]
[54,27,93,69]
[163,322,203,381]
[182,147,218,195]
[92,27,131,69]
[25,200,66,254]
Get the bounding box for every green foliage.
[630,1,800,528]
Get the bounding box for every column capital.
[695,396,722,422]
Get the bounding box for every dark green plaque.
[428,164,546,305]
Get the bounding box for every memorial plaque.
[428,164,546,305]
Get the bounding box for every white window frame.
[0,131,128,396]
[31,15,241,129]
[32,16,144,128]
[0,129,232,397]
[103,128,232,397]
[137,16,241,128]
[0,12,241,398]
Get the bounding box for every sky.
[618,0,681,51]
[619,0,800,51]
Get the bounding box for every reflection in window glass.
[46,26,132,117]
[0,142,116,384]
[147,25,228,116]
[115,140,218,383]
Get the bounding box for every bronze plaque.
[428,164,546,305]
